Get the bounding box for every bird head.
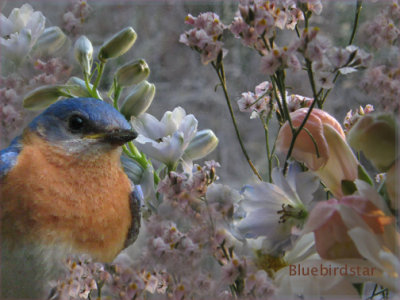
[28,98,137,154]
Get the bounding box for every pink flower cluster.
[0,77,24,146]
[179,12,227,65]
[237,81,273,118]
[29,58,72,86]
[286,93,313,112]
[296,29,371,88]
[230,0,304,50]
[361,0,400,49]
[63,0,92,35]
[361,61,400,112]
[50,255,110,299]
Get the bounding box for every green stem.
[83,73,94,97]
[212,61,263,181]
[270,76,285,120]
[113,83,122,110]
[93,61,105,91]
[128,141,141,157]
[262,115,273,182]
[283,97,318,174]
[349,0,363,45]
[319,0,363,106]
[305,58,321,107]
[275,70,293,130]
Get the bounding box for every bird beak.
[86,129,138,146]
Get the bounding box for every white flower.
[131,107,198,168]
[0,4,45,69]
[234,167,319,252]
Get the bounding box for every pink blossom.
[237,81,273,117]
[152,237,170,256]
[180,12,227,65]
[63,0,92,35]
[286,94,313,112]
[237,92,256,112]
[304,196,394,259]
[361,8,400,48]
[261,50,281,75]
[298,0,323,15]
[221,258,246,284]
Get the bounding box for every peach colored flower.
[276,108,358,197]
[304,196,394,260]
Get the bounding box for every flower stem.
[349,0,363,45]
[262,114,273,182]
[93,61,105,91]
[320,0,363,107]
[212,61,263,181]
[275,70,293,130]
[113,82,123,110]
[283,97,318,175]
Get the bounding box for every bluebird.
[0,97,141,298]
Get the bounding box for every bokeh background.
[0,0,387,186]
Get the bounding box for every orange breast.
[0,132,133,262]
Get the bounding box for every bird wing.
[121,155,143,249]
[0,136,22,180]
[123,185,142,248]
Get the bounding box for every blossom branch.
[211,61,263,181]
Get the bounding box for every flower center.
[277,203,307,223]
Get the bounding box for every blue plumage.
[0,137,22,179]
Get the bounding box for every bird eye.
[68,115,85,132]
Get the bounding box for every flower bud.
[347,113,397,171]
[115,59,150,87]
[98,27,137,62]
[33,26,68,56]
[23,85,66,110]
[276,108,358,198]
[120,81,155,118]
[74,35,93,75]
[184,129,219,160]
[304,196,393,259]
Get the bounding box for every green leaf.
[358,164,373,186]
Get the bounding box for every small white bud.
[23,85,66,110]
[98,27,137,62]
[115,59,150,87]
[120,81,156,118]
[184,129,219,160]
[74,35,93,75]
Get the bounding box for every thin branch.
[212,61,263,181]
